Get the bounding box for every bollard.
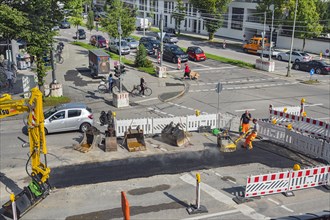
[300,98,305,117]
[186,173,208,215]
[157,51,161,64]
[121,191,130,220]
[10,193,17,220]
[177,57,181,70]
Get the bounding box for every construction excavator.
[0,87,51,219]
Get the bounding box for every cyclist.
[139,77,145,96]
[108,73,113,93]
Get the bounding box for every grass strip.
[43,96,71,107]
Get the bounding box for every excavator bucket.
[74,126,102,153]
[124,126,146,152]
[161,122,189,147]
[105,127,117,152]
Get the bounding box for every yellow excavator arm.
[0,87,51,219]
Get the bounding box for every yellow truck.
[243,37,269,54]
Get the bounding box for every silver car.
[277,51,312,63]
[124,37,139,49]
[43,103,94,134]
[163,33,179,44]
[109,40,130,55]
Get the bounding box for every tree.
[316,0,330,34]
[86,10,95,33]
[171,0,186,35]
[257,0,323,50]
[67,0,84,40]
[135,44,153,68]
[101,0,136,38]
[190,0,232,40]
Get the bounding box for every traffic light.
[114,65,120,77]
[120,64,126,75]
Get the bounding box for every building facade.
[127,0,268,41]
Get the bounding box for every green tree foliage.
[171,0,186,35]
[67,0,84,40]
[316,0,330,34]
[86,10,95,33]
[257,0,323,50]
[101,0,136,38]
[135,44,153,68]
[190,0,232,40]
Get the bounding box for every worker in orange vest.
[242,119,259,150]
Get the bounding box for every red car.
[90,35,107,48]
[186,46,206,61]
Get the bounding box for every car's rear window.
[68,110,81,118]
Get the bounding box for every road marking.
[267,198,280,205]
[280,205,294,213]
[235,109,256,112]
[134,97,158,103]
[180,174,270,220]
[305,103,323,107]
[147,107,172,116]
[182,209,240,220]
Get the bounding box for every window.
[51,111,65,121]
[68,110,81,118]
[231,7,244,30]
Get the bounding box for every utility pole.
[268,8,274,61]
[118,18,123,92]
[286,0,298,77]
[143,11,146,37]
[261,11,266,60]
[160,13,164,67]
[50,44,56,84]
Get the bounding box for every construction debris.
[161,122,189,147]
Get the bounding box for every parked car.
[256,48,281,58]
[163,44,188,63]
[123,37,139,49]
[43,103,94,134]
[164,27,176,34]
[51,26,60,31]
[90,35,107,48]
[139,42,155,55]
[139,37,161,50]
[109,40,130,55]
[75,29,86,39]
[186,46,206,61]
[60,19,70,29]
[277,51,312,63]
[163,33,179,44]
[292,60,330,75]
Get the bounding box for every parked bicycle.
[130,84,152,97]
[98,78,120,94]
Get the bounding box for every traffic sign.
[157,32,166,41]
[216,82,223,93]
[325,49,329,56]
[310,68,315,76]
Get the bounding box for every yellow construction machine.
[0,87,51,218]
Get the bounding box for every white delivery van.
[135,18,149,31]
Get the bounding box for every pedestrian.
[108,73,113,93]
[140,77,145,96]
[252,118,259,135]
[5,70,14,92]
[222,40,226,49]
[184,63,191,79]
[240,110,252,135]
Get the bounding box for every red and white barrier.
[244,165,329,199]
[245,171,290,198]
[288,166,330,191]
[177,58,181,70]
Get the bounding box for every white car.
[277,51,312,63]
[43,103,94,134]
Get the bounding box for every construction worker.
[242,118,259,150]
[240,110,252,135]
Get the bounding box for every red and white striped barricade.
[177,57,181,70]
[288,166,330,192]
[244,171,290,198]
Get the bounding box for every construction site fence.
[114,113,241,137]
[272,105,301,116]
[259,121,330,162]
[244,165,330,198]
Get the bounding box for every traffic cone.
[177,57,181,70]
[121,191,130,220]
[157,51,161,64]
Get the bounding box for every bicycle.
[129,84,152,97]
[98,78,120,94]
[55,51,64,64]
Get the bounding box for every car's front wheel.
[277,55,282,61]
[172,57,177,63]
[315,68,321,74]
[80,122,91,132]
[293,64,300,70]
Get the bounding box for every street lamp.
[286,0,298,77]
